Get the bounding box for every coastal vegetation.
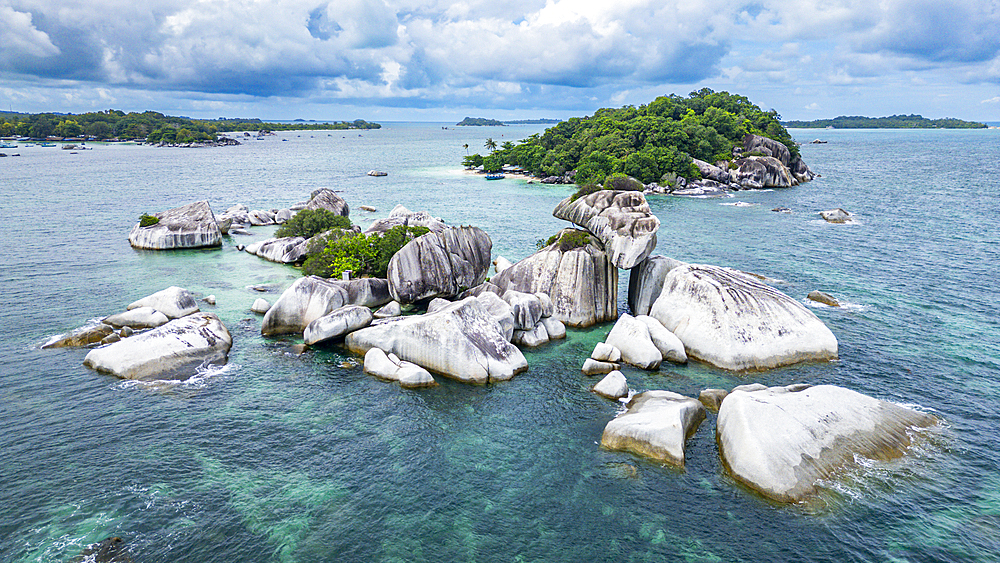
[784,114,986,129]
[456,117,505,126]
[138,213,159,227]
[302,225,430,279]
[0,110,380,142]
[273,209,351,239]
[461,89,799,185]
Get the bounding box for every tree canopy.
[461,89,800,185]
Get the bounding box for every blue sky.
[2,0,999,122]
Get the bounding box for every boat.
[0,142,16,149]
[485,173,505,180]
[367,170,387,177]
[39,143,56,147]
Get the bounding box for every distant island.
[784,114,986,129]
[456,117,505,126]
[456,117,562,126]
[0,110,380,142]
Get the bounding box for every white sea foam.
[115,362,241,392]
[720,201,757,207]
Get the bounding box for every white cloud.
[982,96,1000,104]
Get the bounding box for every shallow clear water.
[1,125,999,562]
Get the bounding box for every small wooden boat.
[485,173,505,180]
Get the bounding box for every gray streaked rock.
[628,255,687,317]
[601,390,706,467]
[244,237,308,263]
[128,201,222,250]
[261,276,389,335]
[649,264,838,371]
[552,190,660,269]
[742,133,791,166]
[691,158,732,183]
[732,156,794,189]
[303,305,373,345]
[305,188,349,217]
[83,312,232,381]
[364,204,445,234]
[512,321,549,347]
[103,307,169,329]
[474,291,515,341]
[503,290,544,330]
[248,209,276,226]
[127,286,199,319]
[42,323,115,348]
[717,384,938,502]
[387,226,492,304]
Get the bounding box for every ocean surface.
[2,124,999,562]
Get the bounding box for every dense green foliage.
[138,213,159,227]
[302,225,430,279]
[784,114,986,129]
[0,110,380,141]
[462,89,798,185]
[457,117,505,126]
[274,209,351,238]
[540,230,592,251]
[503,119,561,124]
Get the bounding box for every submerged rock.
[807,290,840,307]
[601,390,706,467]
[552,190,660,269]
[83,312,232,381]
[345,296,527,384]
[491,229,617,328]
[42,323,115,348]
[387,226,492,304]
[717,384,938,502]
[820,208,853,223]
[128,201,222,250]
[127,286,199,319]
[648,264,838,371]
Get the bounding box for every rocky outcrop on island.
[731,156,795,189]
[717,384,938,502]
[244,237,308,264]
[552,191,659,269]
[386,226,492,304]
[345,296,528,384]
[83,312,232,381]
[128,201,222,250]
[261,276,391,335]
[601,390,706,467]
[364,204,447,235]
[648,264,838,371]
[491,229,617,327]
[305,188,350,217]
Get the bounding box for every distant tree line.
[0,110,380,142]
[462,89,799,185]
[783,114,986,129]
[456,117,505,126]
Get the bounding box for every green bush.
[139,213,159,227]
[556,230,591,252]
[570,183,604,201]
[275,208,351,238]
[603,173,644,192]
[301,225,430,279]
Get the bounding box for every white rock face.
[593,370,628,399]
[582,358,618,375]
[363,348,400,380]
[395,361,437,388]
[601,390,706,467]
[820,208,853,223]
[627,255,687,317]
[473,291,515,342]
[262,276,391,335]
[635,315,687,363]
[127,286,199,319]
[345,296,528,384]
[374,301,402,319]
[426,297,452,314]
[303,305,373,345]
[103,307,169,329]
[591,342,621,363]
[251,298,270,314]
[244,237,308,263]
[540,317,565,339]
[248,209,276,226]
[494,256,512,274]
[552,190,660,269]
[83,312,232,381]
[604,314,661,370]
[503,290,544,330]
[649,264,838,371]
[512,321,549,347]
[128,201,222,250]
[717,384,938,502]
[491,229,617,328]
[387,226,492,304]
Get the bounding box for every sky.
[2,0,999,122]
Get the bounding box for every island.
[783,114,986,129]
[504,119,562,125]
[456,117,505,126]
[0,110,381,143]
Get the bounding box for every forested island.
[456,117,505,126]
[0,110,380,142]
[784,114,985,129]
[505,119,561,125]
[462,89,799,185]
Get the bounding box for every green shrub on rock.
[302,225,430,279]
[139,213,159,227]
[603,173,644,192]
[556,230,591,251]
[275,209,351,238]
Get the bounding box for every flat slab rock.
[127,286,199,319]
[601,390,706,467]
[128,201,222,250]
[717,384,938,502]
[649,264,838,371]
[83,312,232,381]
[552,190,660,269]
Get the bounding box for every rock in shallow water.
[601,390,706,467]
[552,190,660,269]
[593,370,628,399]
[42,323,115,348]
[604,313,661,370]
[127,286,199,319]
[83,312,232,381]
[261,276,390,335]
[303,305,373,345]
[717,384,937,502]
[387,226,492,304]
[649,264,838,371]
[128,201,222,250]
[103,307,169,329]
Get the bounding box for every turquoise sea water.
[2,125,999,562]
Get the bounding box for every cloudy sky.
[2,0,999,122]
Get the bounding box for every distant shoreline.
[783,114,985,129]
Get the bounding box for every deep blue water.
[1,125,999,562]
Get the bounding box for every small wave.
[720,201,757,207]
[803,298,872,312]
[115,363,241,392]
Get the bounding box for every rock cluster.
[552,190,660,269]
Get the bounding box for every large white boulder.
[387,226,492,304]
[491,229,617,328]
[601,390,706,467]
[303,305,373,345]
[604,314,661,370]
[244,237,308,263]
[305,188,350,216]
[635,315,687,363]
[261,276,390,335]
[512,321,549,347]
[83,312,232,381]
[128,201,222,250]
[552,190,660,269]
[127,286,199,319]
[345,296,527,384]
[103,307,169,329]
[593,370,628,399]
[649,264,838,371]
[717,384,938,502]
[364,205,446,234]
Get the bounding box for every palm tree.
[485,138,497,153]
[463,143,469,155]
